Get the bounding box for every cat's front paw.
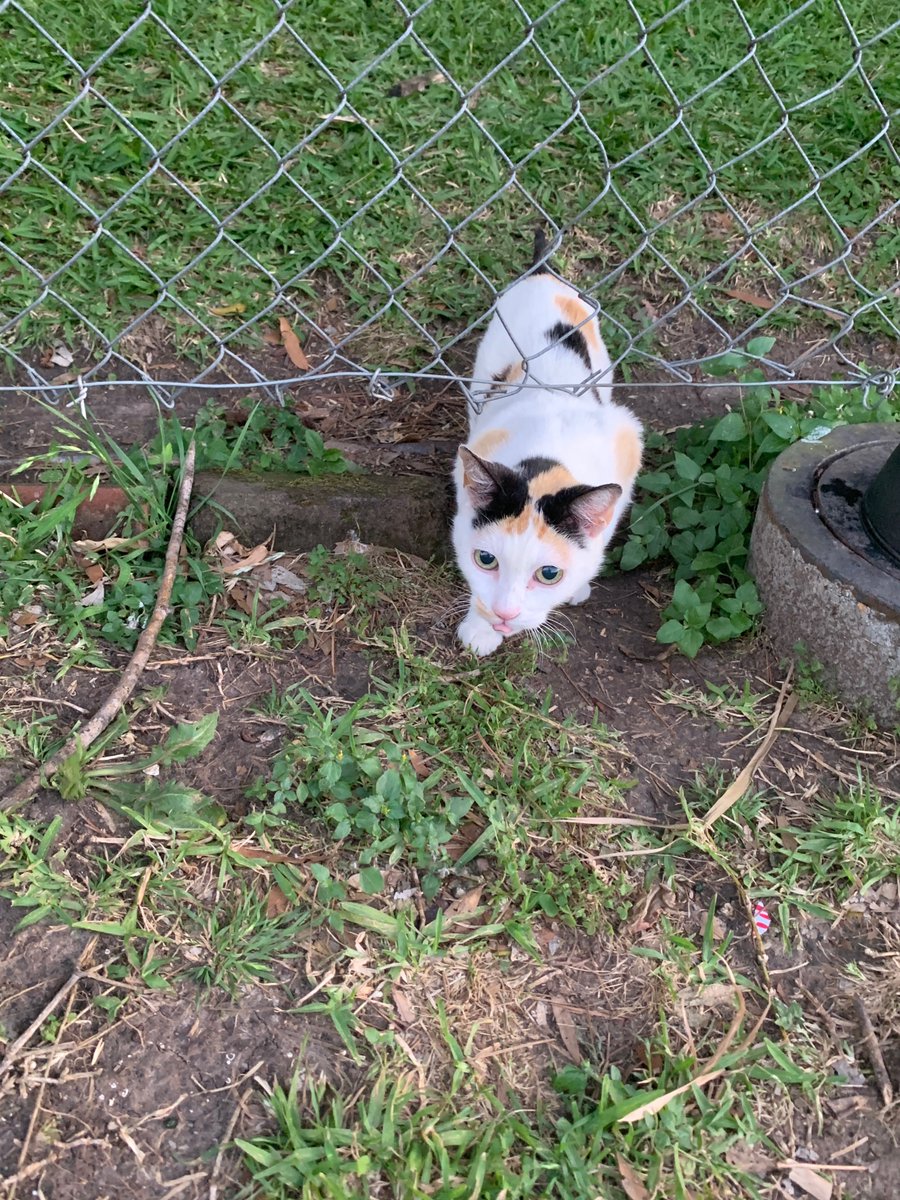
[458,615,504,657]
[568,582,591,606]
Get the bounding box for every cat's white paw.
[458,616,504,657]
[568,582,592,606]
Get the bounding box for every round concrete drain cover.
[749,422,900,725]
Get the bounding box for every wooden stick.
[1,442,196,814]
[854,994,894,1107]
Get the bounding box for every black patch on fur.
[471,461,530,529]
[517,456,559,480]
[531,223,552,274]
[537,485,595,546]
[544,321,592,371]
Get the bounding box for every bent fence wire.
[0,0,898,412]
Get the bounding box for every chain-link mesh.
[1,0,898,411]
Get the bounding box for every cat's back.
[472,272,613,406]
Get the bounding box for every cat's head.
[453,448,622,637]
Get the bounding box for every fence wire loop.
[0,0,897,410]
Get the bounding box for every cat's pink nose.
[493,605,521,622]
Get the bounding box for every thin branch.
[1,441,196,814]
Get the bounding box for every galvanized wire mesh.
[1,0,898,411]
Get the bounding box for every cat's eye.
[535,565,564,585]
[474,550,499,571]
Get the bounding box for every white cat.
[452,238,643,657]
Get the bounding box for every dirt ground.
[2,353,900,1198]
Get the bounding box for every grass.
[1,0,898,374]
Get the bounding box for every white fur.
[453,273,643,656]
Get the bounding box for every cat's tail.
[531,223,555,274]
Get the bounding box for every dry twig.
[1,442,196,813]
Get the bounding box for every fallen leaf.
[78,581,105,607]
[725,1140,776,1175]
[210,303,247,316]
[392,987,415,1025]
[407,748,430,779]
[616,1155,650,1200]
[221,544,271,574]
[444,885,483,920]
[13,609,39,626]
[73,536,136,553]
[50,369,82,385]
[388,70,447,98]
[721,287,775,310]
[266,884,292,918]
[278,317,310,371]
[618,1069,724,1123]
[788,1166,833,1200]
[550,997,581,1063]
[262,326,283,347]
[49,344,74,367]
[445,819,484,862]
[84,562,105,585]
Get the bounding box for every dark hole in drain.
[862,441,900,567]
[814,440,900,581]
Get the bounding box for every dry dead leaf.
[407,748,430,779]
[73,536,135,553]
[388,70,447,98]
[266,884,292,918]
[725,1140,776,1175]
[392,987,415,1025]
[444,885,483,920]
[210,303,247,316]
[262,326,283,347]
[78,581,105,607]
[222,543,270,574]
[445,819,484,862]
[49,344,74,367]
[616,1155,650,1200]
[618,1069,724,1123]
[12,609,40,627]
[550,997,581,1063]
[721,286,776,310]
[788,1166,833,1200]
[83,561,105,585]
[278,317,310,370]
[50,369,82,385]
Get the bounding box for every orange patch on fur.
[499,509,532,536]
[532,513,573,560]
[527,464,578,499]
[470,428,510,459]
[614,426,643,480]
[554,294,600,350]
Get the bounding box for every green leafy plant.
[158,401,350,477]
[614,342,900,656]
[258,694,472,899]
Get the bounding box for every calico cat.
[452,233,643,657]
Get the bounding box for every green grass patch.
[1,0,897,365]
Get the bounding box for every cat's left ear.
[569,483,622,538]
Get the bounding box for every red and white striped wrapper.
[752,900,771,936]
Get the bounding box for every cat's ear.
[569,483,622,538]
[458,447,504,508]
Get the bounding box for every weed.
[766,780,900,909]
[156,401,350,477]
[614,348,900,656]
[257,691,473,901]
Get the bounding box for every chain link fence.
[1,0,898,411]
